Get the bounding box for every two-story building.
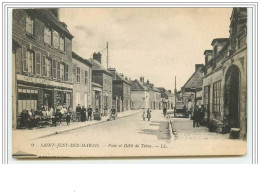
[202,8,247,139]
[108,68,131,112]
[129,77,150,109]
[72,52,93,110]
[89,53,113,116]
[12,8,74,128]
[143,81,161,110]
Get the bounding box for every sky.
[60,8,233,92]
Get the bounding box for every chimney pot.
[93,52,102,64]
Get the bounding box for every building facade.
[202,8,247,139]
[12,9,73,128]
[108,68,131,112]
[89,53,113,116]
[72,52,93,110]
[129,77,150,109]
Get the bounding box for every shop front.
[15,74,73,127]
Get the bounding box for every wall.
[72,58,92,110]
[131,91,149,109]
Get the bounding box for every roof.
[29,9,74,39]
[108,69,131,85]
[143,83,161,93]
[129,80,148,91]
[88,58,113,77]
[72,52,93,67]
[211,38,229,46]
[182,66,204,90]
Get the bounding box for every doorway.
[224,66,240,131]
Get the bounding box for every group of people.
[142,108,152,121]
[19,103,73,129]
[192,105,205,128]
[76,104,93,122]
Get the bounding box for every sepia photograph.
[11,7,248,158]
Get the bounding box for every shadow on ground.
[138,120,171,141]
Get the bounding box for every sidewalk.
[13,110,141,140]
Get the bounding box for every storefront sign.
[17,74,73,89]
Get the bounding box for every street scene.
[12,8,247,157]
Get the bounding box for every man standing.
[81,106,87,122]
[76,104,81,122]
[147,108,152,121]
[87,105,93,121]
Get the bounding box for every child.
[66,112,71,126]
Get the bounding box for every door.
[224,66,240,130]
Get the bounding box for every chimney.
[93,52,102,64]
[108,68,116,79]
[195,64,204,72]
[125,76,128,80]
[168,90,172,93]
[147,80,150,85]
[140,76,144,83]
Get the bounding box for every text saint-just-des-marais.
[12,8,247,157]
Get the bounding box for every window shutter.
[35,52,41,75]
[65,64,68,81]
[22,46,27,72]
[42,55,46,77]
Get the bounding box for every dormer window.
[44,27,52,45]
[26,14,34,35]
[214,46,218,57]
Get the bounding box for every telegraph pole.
[174,76,177,115]
[106,42,109,69]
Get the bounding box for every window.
[76,67,80,83]
[42,55,47,77]
[26,14,34,35]
[17,87,38,115]
[204,86,209,112]
[57,62,60,80]
[26,50,34,74]
[64,64,68,81]
[35,52,41,75]
[213,81,221,114]
[52,59,57,79]
[52,30,59,49]
[60,63,65,81]
[44,27,51,45]
[85,70,88,84]
[46,58,52,78]
[66,93,71,106]
[59,36,65,51]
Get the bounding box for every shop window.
[59,36,65,52]
[213,81,221,114]
[76,67,80,83]
[64,64,68,81]
[44,27,51,45]
[35,51,41,76]
[66,93,71,106]
[85,70,88,84]
[17,88,38,115]
[26,14,34,35]
[46,58,52,78]
[42,55,47,77]
[52,59,57,79]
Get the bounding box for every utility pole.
[174,76,177,115]
[106,42,109,69]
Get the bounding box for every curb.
[33,111,142,140]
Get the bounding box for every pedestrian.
[76,104,81,122]
[66,112,71,126]
[147,108,152,121]
[193,106,200,127]
[200,105,205,126]
[163,107,167,117]
[87,105,93,121]
[81,106,87,122]
[142,108,146,121]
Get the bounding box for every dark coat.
[81,108,87,121]
[76,106,82,113]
